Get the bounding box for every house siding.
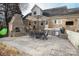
[32,6,42,16]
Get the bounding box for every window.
[56,19,62,24]
[34,11,36,15]
[15,27,20,32]
[55,20,56,24]
[29,22,31,25]
[66,21,74,25]
[52,19,62,24]
[41,22,43,25]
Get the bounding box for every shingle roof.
[24,5,79,18]
[68,8,79,14]
[43,6,79,16]
[43,6,68,16]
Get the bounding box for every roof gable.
[31,5,42,11]
[9,14,24,25]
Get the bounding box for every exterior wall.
[25,13,79,32]
[25,16,47,32]
[32,6,42,16]
[27,20,46,32]
[48,16,67,29]
[48,14,79,32]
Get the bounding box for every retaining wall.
[66,30,79,49]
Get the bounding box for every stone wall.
[25,16,47,32]
[48,14,79,32]
[66,30,79,49]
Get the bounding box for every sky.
[20,3,79,16]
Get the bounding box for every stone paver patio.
[0,35,78,56]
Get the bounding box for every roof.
[31,5,42,11]
[43,6,79,16]
[24,5,79,18]
[43,6,68,16]
[68,8,79,14]
[23,13,32,20]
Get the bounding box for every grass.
[0,42,24,56]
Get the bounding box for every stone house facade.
[48,14,79,32]
[24,5,79,32]
[25,16,48,32]
[24,5,48,32]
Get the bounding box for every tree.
[3,3,22,36]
